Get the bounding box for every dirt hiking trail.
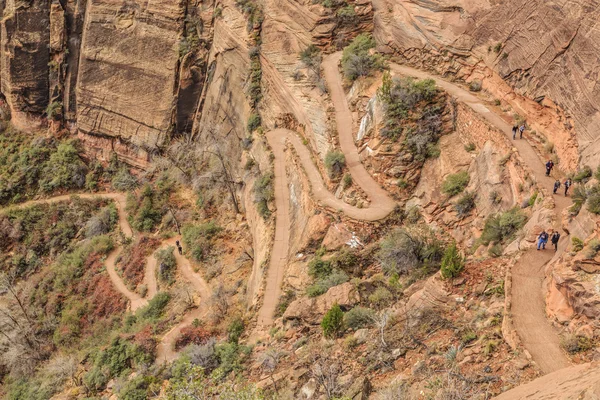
[390,63,572,373]
[254,55,398,335]
[1,193,211,363]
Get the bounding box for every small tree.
[442,171,470,196]
[321,303,344,338]
[324,150,346,179]
[440,243,464,279]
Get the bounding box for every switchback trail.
[253,54,398,333]
[389,63,572,373]
[1,193,211,362]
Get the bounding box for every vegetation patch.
[377,225,444,276]
[0,126,89,205]
[480,208,527,245]
[117,236,162,289]
[254,172,274,219]
[442,171,470,196]
[341,33,384,81]
[181,221,222,263]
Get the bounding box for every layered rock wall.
[373,0,597,170]
[1,0,50,128]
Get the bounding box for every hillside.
[2,0,600,399]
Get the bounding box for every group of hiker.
[537,230,560,251]
[552,177,572,196]
[175,240,183,255]
[512,123,526,140]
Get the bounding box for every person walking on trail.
[512,125,518,140]
[519,123,525,139]
[175,240,183,255]
[545,160,554,176]
[553,179,561,194]
[537,230,549,250]
[551,231,561,252]
[564,178,572,196]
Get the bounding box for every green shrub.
[112,167,138,191]
[46,101,63,119]
[528,191,539,207]
[572,237,584,252]
[300,44,321,70]
[39,140,87,193]
[306,269,348,297]
[181,221,222,262]
[336,5,356,24]
[469,81,482,92]
[454,191,475,217]
[138,292,170,320]
[442,171,470,196]
[573,166,592,183]
[377,226,444,275]
[480,208,527,245]
[570,185,587,215]
[227,317,245,344]
[440,243,464,279]
[321,303,344,338]
[247,113,261,132]
[155,247,177,283]
[254,172,274,219]
[343,306,375,330]
[586,185,600,214]
[341,33,383,81]
[368,287,393,307]
[342,173,352,189]
[84,337,154,392]
[308,256,332,279]
[464,142,476,152]
[488,244,503,258]
[584,239,600,259]
[275,290,296,317]
[461,330,477,345]
[489,190,502,205]
[324,150,346,179]
[561,334,594,354]
[379,75,440,154]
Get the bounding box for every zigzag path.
[1,193,210,364]
[255,54,572,374]
[390,63,572,373]
[253,53,398,334]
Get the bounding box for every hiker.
[545,160,554,176]
[564,178,572,196]
[178,245,183,255]
[551,231,561,252]
[553,179,561,194]
[537,230,548,250]
[519,123,525,139]
[512,125,518,140]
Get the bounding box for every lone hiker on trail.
[519,123,525,139]
[564,178,572,196]
[537,230,549,250]
[551,231,561,252]
[512,125,518,140]
[553,179,561,194]
[545,160,554,176]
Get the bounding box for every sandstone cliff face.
[75,0,183,153]
[1,0,50,128]
[373,0,597,170]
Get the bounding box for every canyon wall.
[373,0,600,170]
[2,0,599,168]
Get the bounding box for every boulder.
[283,283,359,324]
